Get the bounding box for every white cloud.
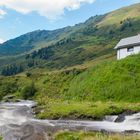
[0,38,5,44]
[0,9,6,18]
[0,0,95,19]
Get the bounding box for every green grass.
[36,100,140,120]
[66,54,140,102]
[54,131,140,140]
[0,54,140,120]
[0,4,140,139]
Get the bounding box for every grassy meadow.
[0,54,140,120]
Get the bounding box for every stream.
[0,100,140,140]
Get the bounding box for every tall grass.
[66,54,140,102]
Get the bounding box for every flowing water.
[0,100,140,140]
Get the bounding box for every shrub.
[26,72,32,77]
[21,82,36,99]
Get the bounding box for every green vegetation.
[0,77,18,100]
[54,131,140,140]
[0,54,139,119]
[37,100,140,119]
[0,3,140,140]
[36,54,140,119]
[21,82,36,99]
[66,54,140,102]
[1,3,140,74]
[1,64,24,76]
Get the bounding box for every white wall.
[117,46,140,60]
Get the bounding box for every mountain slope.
[98,3,140,26]
[0,3,140,75]
[0,54,140,119]
[1,3,140,56]
[0,14,106,56]
[0,27,74,56]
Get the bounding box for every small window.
[127,47,134,52]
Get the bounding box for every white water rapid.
[0,100,140,140]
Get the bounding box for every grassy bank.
[36,54,140,119]
[66,54,140,102]
[0,54,140,119]
[54,131,140,140]
[36,100,140,120]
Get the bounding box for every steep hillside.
[98,3,140,26]
[0,54,140,119]
[0,14,106,56]
[0,28,74,56]
[1,3,140,75]
[66,54,140,102]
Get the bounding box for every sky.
[0,0,140,43]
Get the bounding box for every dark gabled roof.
[115,34,140,49]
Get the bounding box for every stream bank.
[0,100,140,140]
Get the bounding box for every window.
[127,47,134,52]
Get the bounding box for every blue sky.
[0,0,140,42]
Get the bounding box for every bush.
[26,72,32,77]
[21,82,36,99]
[0,81,18,100]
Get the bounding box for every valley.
[0,3,140,75]
[0,2,140,140]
